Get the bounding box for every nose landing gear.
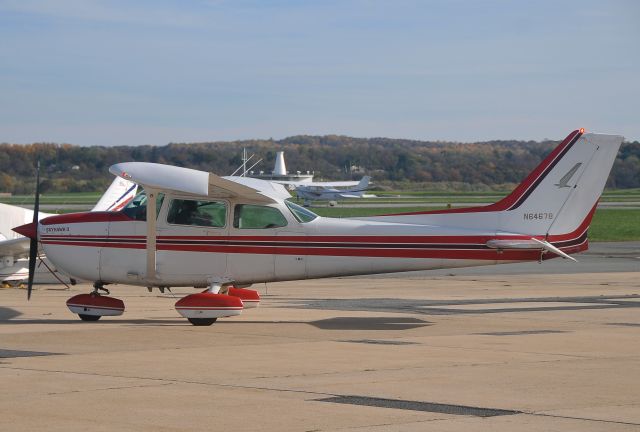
[66,282,125,321]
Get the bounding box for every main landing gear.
[175,282,244,326]
[66,282,125,322]
[64,282,261,325]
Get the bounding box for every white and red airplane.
[13,129,623,326]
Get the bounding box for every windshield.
[285,200,318,223]
[121,190,164,221]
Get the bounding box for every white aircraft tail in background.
[92,177,138,211]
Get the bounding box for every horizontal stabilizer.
[531,238,577,262]
[486,238,577,261]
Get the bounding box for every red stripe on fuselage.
[41,211,131,225]
[40,199,596,261]
[42,239,537,260]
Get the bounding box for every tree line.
[0,135,638,194]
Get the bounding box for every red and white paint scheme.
[175,292,243,326]
[227,287,260,308]
[66,294,125,321]
[13,130,625,326]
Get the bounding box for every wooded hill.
[1,135,638,194]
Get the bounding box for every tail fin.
[374,130,623,241]
[92,177,137,212]
[356,176,371,190]
[495,130,623,236]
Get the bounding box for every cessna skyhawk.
[13,129,623,326]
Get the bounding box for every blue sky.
[1,0,638,146]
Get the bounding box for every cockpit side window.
[167,199,227,227]
[233,204,288,229]
[121,190,164,221]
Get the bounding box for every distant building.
[250,151,313,183]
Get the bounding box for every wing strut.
[146,188,158,281]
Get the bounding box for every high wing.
[0,236,30,258]
[110,162,290,203]
[109,162,291,282]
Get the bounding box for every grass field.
[588,209,640,242]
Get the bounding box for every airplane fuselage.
[38,196,551,288]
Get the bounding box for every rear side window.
[233,204,287,229]
[167,199,227,227]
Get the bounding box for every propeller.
[27,161,41,300]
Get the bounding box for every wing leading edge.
[110,162,286,203]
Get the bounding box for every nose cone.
[13,222,37,239]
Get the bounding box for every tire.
[78,314,101,321]
[188,317,217,326]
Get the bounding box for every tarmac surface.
[1,243,639,431]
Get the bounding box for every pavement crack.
[0,365,336,398]
[529,412,640,427]
[46,382,174,396]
